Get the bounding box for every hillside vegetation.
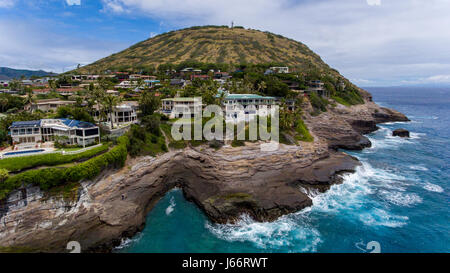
[76,26,335,74]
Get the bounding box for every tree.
[24,90,35,112]
[264,76,289,97]
[48,79,57,91]
[256,81,267,94]
[102,95,122,129]
[8,80,21,91]
[139,91,160,116]
[0,97,8,113]
[0,169,9,183]
[141,114,161,136]
[279,99,293,130]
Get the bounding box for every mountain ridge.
[0,67,56,80]
[75,26,338,75]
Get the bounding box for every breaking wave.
[423,182,444,193]
[409,165,429,171]
[206,214,322,252]
[165,196,176,215]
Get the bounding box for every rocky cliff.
[0,98,408,253]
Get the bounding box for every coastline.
[0,97,409,253]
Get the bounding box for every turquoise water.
[118,87,450,253]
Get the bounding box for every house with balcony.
[161,97,203,118]
[306,80,329,97]
[94,101,138,129]
[9,118,100,148]
[269,66,289,73]
[220,93,277,121]
[25,99,76,112]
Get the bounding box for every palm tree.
[102,95,122,129]
[279,99,293,131]
[0,97,8,113]
[257,81,267,94]
[24,91,35,112]
[48,80,57,92]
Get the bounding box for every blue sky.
[1,0,449,87]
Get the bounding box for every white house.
[220,93,277,121]
[9,118,100,148]
[269,67,289,73]
[94,101,138,129]
[161,97,203,118]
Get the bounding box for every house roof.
[10,120,41,128]
[222,94,275,100]
[60,118,96,129]
[10,119,97,130]
[162,97,201,102]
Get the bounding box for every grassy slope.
[76,26,333,74]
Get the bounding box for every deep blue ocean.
[118,87,450,253]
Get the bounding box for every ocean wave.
[423,182,444,193]
[409,165,429,171]
[206,160,414,251]
[367,127,422,150]
[378,190,422,207]
[359,208,409,228]
[165,196,176,215]
[114,233,143,250]
[206,214,322,252]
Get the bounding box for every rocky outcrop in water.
[393,129,410,138]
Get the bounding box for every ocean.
[117,87,450,253]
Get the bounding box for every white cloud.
[98,0,450,86]
[66,0,81,6]
[0,19,126,72]
[366,0,381,6]
[402,74,450,85]
[0,0,15,8]
[2,0,450,86]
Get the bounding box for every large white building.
[25,99,76,112]
[220,94,277,121]
[94,101,138,129]
[161,97,202,118]
[9,119,100,148]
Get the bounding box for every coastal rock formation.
[0,141,357,252]
[304,98,408,150]
[393,129,410,138]
[0,97,408,253]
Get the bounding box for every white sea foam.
[309,160,412,227]
[207,158,414,250]
[409,132,426,139]
[359,208,409,228]
[423,182,444,193]
[409,165,429,171]
[367,126,424,151]
[114,233,143,250]
[165,196,176,215]
[206,214,322,252]
[379,190,422,207]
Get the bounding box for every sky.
[0,0,449,86]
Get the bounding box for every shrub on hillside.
[0,144,109,172]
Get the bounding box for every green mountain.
[76,26,337,75]
[0,67,56,80]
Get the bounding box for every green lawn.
[0,144,109,172]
